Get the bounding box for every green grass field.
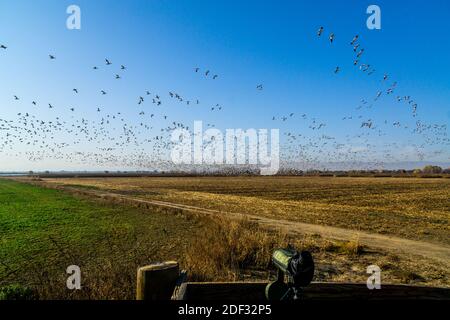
[1,177,449,299]
[0,179,201,299]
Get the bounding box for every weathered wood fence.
[136,262,450,301]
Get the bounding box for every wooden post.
[136,261,179,300]
[171,270,188,300]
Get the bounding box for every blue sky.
[0,0,449,171]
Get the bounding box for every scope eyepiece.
[272,248,314,287]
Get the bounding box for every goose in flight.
[0,44,6,49]
[334,66,340,74]
[49,54,55,59]
[329,33,335,43]
[73,88,78,94]
[115,74,121,79]
[32,101,37,106]
[121,65,126,70]
[213,75,218,79]
[359,64,370,72]
[14,95,19,100]
[256,84,263,90]
[93,66,98,70]
[350,35,359,45]
[101,90,107,95]
[195,67,199,72]
[105,58,112,65]
[205,70,210,76]
[317,26,323,37]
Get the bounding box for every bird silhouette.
[317,26,323,37]
[329,33,335,43]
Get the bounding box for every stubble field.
[1,176,449,299]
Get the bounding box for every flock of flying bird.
[0,27,448,172]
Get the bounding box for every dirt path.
[16,179,450,266]
[86,189,450,266]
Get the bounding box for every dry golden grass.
[41,176,450,245]
[182,215,450,288]
[4,176,449,300]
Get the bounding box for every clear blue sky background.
[0,0,449,170]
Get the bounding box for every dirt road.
[15,178,450,266]
[66,186,450,266]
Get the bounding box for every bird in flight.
[105,58,112,65]
[195,67,199,72]
[93,66,98,70]
[0,44,7,49]
[115,74,121,79]
[205,70,210,76]
[13,95,19,100]
[350,35,359,45]
[334,66,340,74]
[121,65,126,70]
[317,26,323,37]
[49,54,55,59]
[329,33,335,43]
[101,90,107,95]
[213,75,218,80]
[73,88,78,94]
[256,84,263,90]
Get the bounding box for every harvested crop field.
[39,176,450,245]
[2,176,449,299]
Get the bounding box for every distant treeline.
[18,165,450,178]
